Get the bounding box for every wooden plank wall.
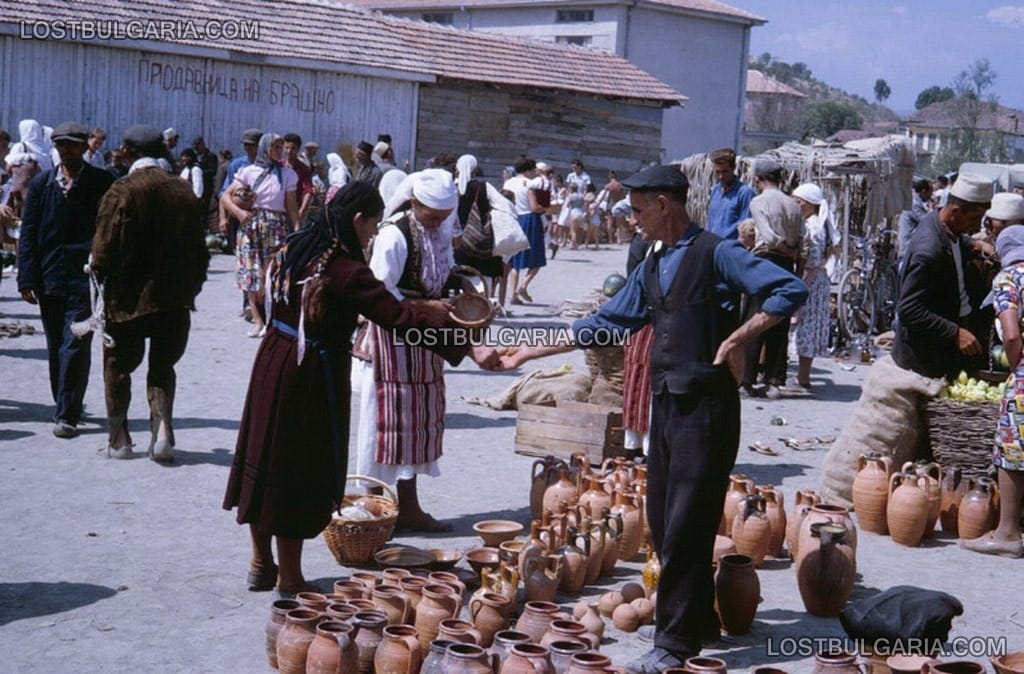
[416,80,663,184]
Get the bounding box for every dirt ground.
[0,246,1020,673]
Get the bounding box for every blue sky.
[744,0,1024,115]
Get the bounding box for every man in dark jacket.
[18,121,114,438]
[92,125,209,461]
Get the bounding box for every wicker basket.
[924,397,998,480]
[323,475,398,565]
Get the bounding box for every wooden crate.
[514,400,626,465]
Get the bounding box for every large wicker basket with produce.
[924,370,1005,480]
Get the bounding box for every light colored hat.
[997,225,1024,266]
[1010,167,1024,190]
[986,193,1024,222]
[373,141,389,158]
[949,173,993,204]
[792,183,824,205]
[412,168,458,210]
[162,127,178,140]
[536,161,549,171]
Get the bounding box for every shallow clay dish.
[465,547,501,577]
[449,293,494,329]
[427,549,463,571]
[887,655,935,674]
[373,545,434,569]
[992,653,1024,674]
[473,519,524,547]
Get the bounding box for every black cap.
[191,136,205,148]
[357,140,374,155]
[621,165,688,192]
[242,128,263,144]
[50,121,89,144]
[122,125,164,157]
[377,133,392,145]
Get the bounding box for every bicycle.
[836,228,899,344]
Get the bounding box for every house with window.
[742,69,805,153]
[904,99,1024,164]
[346,0,766,161]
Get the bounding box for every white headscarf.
[6,119,54,171]
[378,169,407,206]
[326,152,350,188]
[793,182,841,248]
[456,154,477,196]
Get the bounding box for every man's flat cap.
[50,121,88,144]
[357,140,374,155]
[621,165,688,191]
[754,158,783,178]
[124,125,164,148]
[242,128,263,144]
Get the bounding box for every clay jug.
[518,520,553,581]
[757,485,787,558]
[556,527,591,595]
[524,554,562,604]
[375,624,422,674]
[683,656,729,674]
[907,460,942,538]
[732,493,771,567]
[335,579,370,601]
[415,584,461,651]
[712,535,737,566]
[887,472,931,547]
[516,600,561,643]
[939,466,968,535]
[325,601,358,623]
[438,618,483,645]
[490,630,532,673]
[501,644,554,674]
[567,652,613,674]
[579,474,613,521]
[383,568,414,585]
[265,598,300,669]
[610,488,642,561]
[958,477,1000,540]
[812,649,871,674]
[297,591,329,612]
[470,591,513,647]
[543,466,579,517]
[400,576,430,618]
[540,619,597,651]
[423,640,457,674]
[306,620,359,674]
[442,642,496,674]
[923,663,985,674]
[499,540,525,569]
[795,523,856,617]
[582,520,605,584]
[786,489,821,559]
[531,457,564,521]
[852,453,893,535]
[351,572,379,596]
[352,609,388,674]
[427,571,466,604]
[600,509,623,576]
[548,640,589,674]
[798,504,858,556]
[374,584,413,626]
[276,608,321,674]
[713,553,759,635]
[574,602,605,641]
[721,474,753,537]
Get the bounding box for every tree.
[930,59,1010,174]
[915,85,956,110]
[873,79,891,104]
[800,101,863,139]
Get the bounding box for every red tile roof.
[6,0,684,104]
[345,0,763,24]
[906,100,1024,136]
[746,70,806,98]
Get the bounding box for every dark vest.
[644,230,738,395]
[375,213,429,298]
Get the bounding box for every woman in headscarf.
[325,152,350,202]
[6,119,54,172]
[222,133,301,337]
[223,182,465,593]
[792,183,841,388]
[502,156,547,304]
[453,154,514,285]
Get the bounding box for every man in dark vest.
[500,165,807,671]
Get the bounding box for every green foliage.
[800,101,864,139]
[929,59,1009,174]
[915,85,955,110]
[873,79,891,103]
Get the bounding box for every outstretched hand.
[470,344,504,371]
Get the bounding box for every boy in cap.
[499,164,807,670]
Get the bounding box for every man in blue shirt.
[218,128,262,255]
[705,148,755,241]
[501,165,806,670]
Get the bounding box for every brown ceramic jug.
[516,600,561,643]
[296,591,329,612]
[265,598,300,669]
[758,485,787,559]
[732,493,771,567]
[306,620,358,674]
[543,465,579,517]
[501,643,554,674]
[540,619,597,651]
[548,640,589,674]
[415,583,461,652]
[352,609,388,674]
[924,662,985,674]
[812,649,871,674]
[887,472,931,547]
[335,579,370,601]
[325,601,357,622]
[438,618,483,645]
[798,503,858,556]
[906,460,942,538]
[276,607,321,674]
[373,584,412,626]
[556,527,591,595]
[579,474,613,521]
[490,630,533,673]
[852,452,893,535]
[600,509,623,576]
[958,477,1000,540]
[786,489,822,559]
[721,474,753,537]
[567,652,613,674]
[524,554,562,604]
[442,642,497,674]
[714,553,759,635]
[795,523,856,617]
[427,571,466,604]
[531,457,565,521]
[469,591,513,647]
[610,488,643,561]
[374,624,422,674]
[939,466,967,535]
[519,520,554,581]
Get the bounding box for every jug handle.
[855,656,873,674]
[401,632,420,674]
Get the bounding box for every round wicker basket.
[323,475,398,565]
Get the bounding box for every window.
[556,35,592,46]
[422,12,453,25]
[556,9,594,22]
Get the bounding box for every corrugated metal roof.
[4,0,684,104]
[746,70,805,97]
[345,0,764,24]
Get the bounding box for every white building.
[346,0,765,161]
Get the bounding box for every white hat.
[536,161,549,171]
[949,173,993,204]
[412,169,458,210]
[987,192,1024,222]
[373,141,389,158]
[162,127,178,140]
[1011,167,1024,190]
[792,183,824,205]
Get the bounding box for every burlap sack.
[464,367,593,411]
[586,346,624,407]
[819,355,945,508]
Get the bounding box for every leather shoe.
[960,534,1023,558]
[624,647,693,674]
[52,422,78,439]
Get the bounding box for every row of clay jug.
[852,454,999,545]
[721,476,787,565]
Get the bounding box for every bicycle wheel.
[873,265,899,333]
[838,268,870,342]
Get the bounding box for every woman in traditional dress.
[792,183,840,388]
[223,182,463,593]
[453,154,513,285]
[222,133,300,337]
[503,157,546,304]
[325,152,350,202]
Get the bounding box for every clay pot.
[597,591,624,618]
[540,619,598,651]
[556,528,591,595]
[714,554,758,635]
[732,493,771,567]
[991,652,1024,674]
[923,662,985,674]
[939,466,968,535]
[568,652,613,674]
[721,474,753,537]
[335,579,370,601]
[438,618,483,645]
[400,576,429,616]
[325,601,357,622]
[442,642,496,674]
[906,460,942,538]
[600,510,623,576]
[786,489,821,559]
[415,584,461,652]
[501,644,554,674]
[373,584,412,626]
[712,536,737,566]
[374,624,422,674]
[351,572,379,596]
[306,620,358,674]
[888,654,937,674]
[630,597,655,625]
[887,472,931,547]
[469,591,513,647]
[499,540,525,569]
[276,608,321,674]
[758,485,787,558]
[683,656,728,674]
[579,474,614,521]
[265,598,300,669]
[575,602,605,639]
[798,504,858,556]
[422,640,457,674]
[352,610,388,674]
[610,489,643,561]
[490,630,533,673]
[795,523,856,617]
[524,554,562,604]
[531,457,565,521]
[852,453,893,535]
[543,466,580,517]
[582,521,605,585]
[612,603,640,632]
[548,640,589,674]
[517,601,561,643]
[296,591,329,612]
[958,477,1000,540]
[427,571,467,604]
[518,520,553,581]
[383,568,413,585]
[812,649,871,674]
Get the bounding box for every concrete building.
[742,69,806,154]
[905,99,1024,165]
[346,0,765,161]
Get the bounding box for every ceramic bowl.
[427,549,463,571]
[449,293,494,329]
[373,545,434,569]
[473,519,524,547]
[992,652,1024,674]
[464,547,501,578]
[887,655,935,674]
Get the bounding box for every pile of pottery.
[852,453,1000,546]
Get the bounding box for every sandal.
[247,563,278,592]
[748,441,780,456]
